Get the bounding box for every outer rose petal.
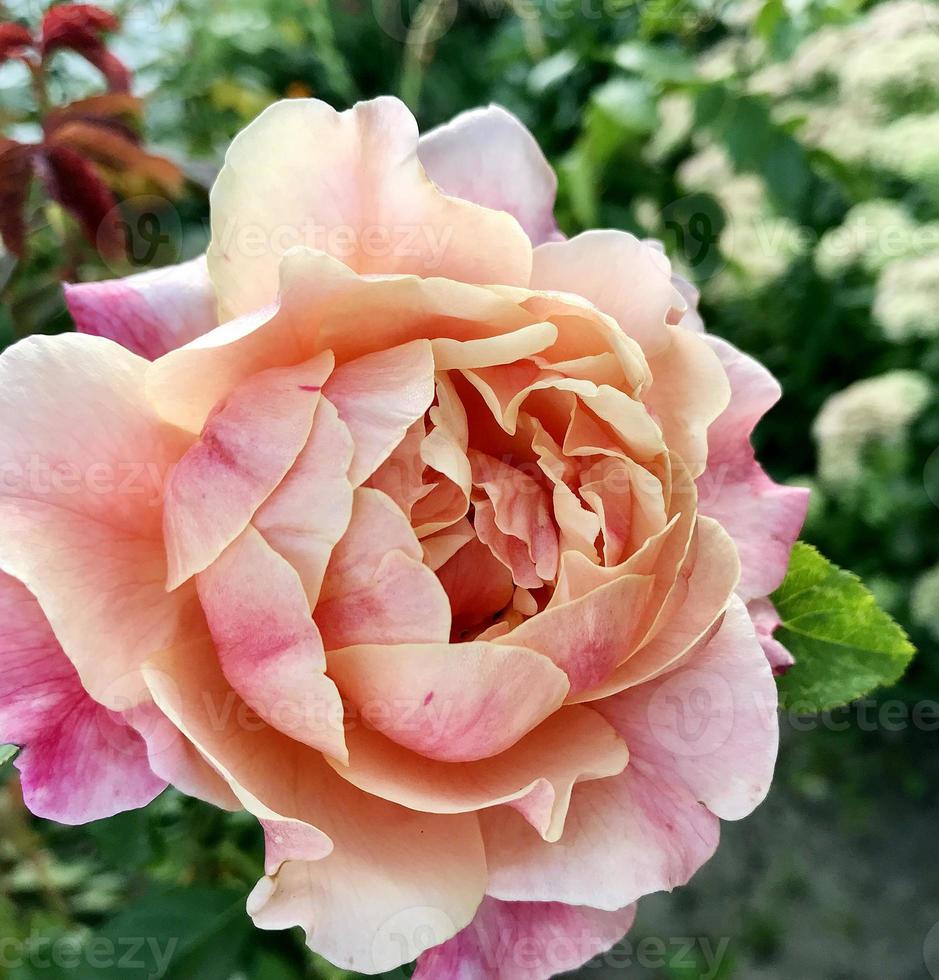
[748,596,795,675]
[0,334,198,708]
[65,255,217,360]
[697,336,808,601]
[207,97,532,320]
[144,638,488,974]
[530,231,685,356]
[326,640,570,762]
[418,105,560,246]
[0,573,165,823]
[483,598,778,910]
[596,595,779,821]
[413,897,637,980]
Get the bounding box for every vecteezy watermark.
[0,934,178,978]
[213,218,455,271]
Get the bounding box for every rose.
[0,98,807,977]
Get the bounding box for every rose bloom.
[0,99,807,977]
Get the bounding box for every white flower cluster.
[813,371,932,488]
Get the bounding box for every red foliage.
[0,23,34,64]
[41,143,125,260]
[41,4,130,92]
[0,140,37,257]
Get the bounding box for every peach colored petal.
[530,231,685,356]
[323,340,435,486]
[163,353,332,588]
[248,805,486,974]
[698,336,809,601]
[207,97,532,320]
[432,321,558,371]
[366,416,428,518]
[126,701,240,811]
[315,488,451,648]
[326,640,570,762]
[330,705,627,843]
[0,572,166,824]
[438,536,515,639]
[252,395,355,608]
[147,249,533,432]
[418,105,560,245]
[197,526,347,761]
[420,517,476,570]
[595,595,779,821]
[579,456,668,566]
[495,572,655,695]
[0,335,199,707]
[572,515,739,702]
[65,255,217,360]
[644,325,730,479]
[413,897,637,980]
[481,758,719,911]
[142,637,335,874]
[470,450,559,585]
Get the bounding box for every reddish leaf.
[0,139,36,258]
[40,5,130,92]
[40,143,125,259]
[44,93,143,144]
[0,22,35,64]
[46,121,184,196]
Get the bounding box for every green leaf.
[772,543,916,712]
[0,744,17,767]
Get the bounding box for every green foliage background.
[1,0,938,977]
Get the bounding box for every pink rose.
[0,98,808,977]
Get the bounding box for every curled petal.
[326,640,570,762]
[163,353,332,588]
[330,705,628,842]
[207,97,532,320]
[530,231,685,356]
[197,526,347,761]
[323,340,436,486]
[418,105,559,246]
[315,488,452,647]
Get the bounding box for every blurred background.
[2,0,939,976]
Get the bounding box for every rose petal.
[596,595,779,821]
[65,255,217,360]
[530,231,685,356]
[208,97,532,320]
[327,640,570,762]
[413,897,636,980]
[0,334,198,707]
[495,572,655,695]
[252,395,355,608]
[330,705,627,842]
[315,488,452,648]
[0,572,165,824]
[163,353,332,588]
[197,526,347,761]
[418,105,559,246]
[748,596,795,675]
[697,336,809,601]
[323,340,436,486]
